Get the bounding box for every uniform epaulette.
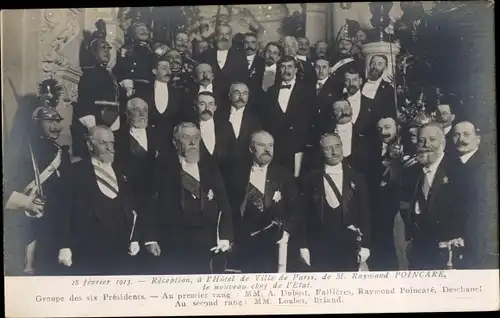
[82,66,96,70]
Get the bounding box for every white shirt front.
[154,80,169,114]
[130,127,148,151]
[423,152,445,192]
[336,122,354,157]
[200,118,216,155]
[381,142,388,157]
[444,126,452,136]
[416,152,445,214]
[264,64,277,73]
[246,54,256,70]
[229,106,245,139]
[91,157,119,199]
[199,83,213,93]
[297,55,307,62]
[217,50,229,69]
[460,148,478,164]
[179,157,200,181]
[347,90,362,124]
[249,163,268,194]
[278,77,296,113]
[362,76,383,100]
[324,164,343,209]
[110,116,121,132]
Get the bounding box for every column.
[304,3,328,43]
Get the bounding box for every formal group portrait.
[2,2,497,277]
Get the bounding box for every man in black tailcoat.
[146,55,185,153]
[223,82,262,165]
[400,123,467,270]
[368,116,403,271]
[4,107,70,276]
[449,121,496,269]
[199,23,249,97]
[299,133,371,272]
[57,126,141,275]
[114,97,161,215]
[225,130,300,273]
[361,55,397,119]
[72,36,121,159]
[261,55,316,178]
[192,92,236,182]
[244,32,266,96]
[145,122,234,274]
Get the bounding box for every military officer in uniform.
[4,106,70,275]
[72,34,121,159]
[115,21,156,99]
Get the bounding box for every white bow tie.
[252,165,266,172]
[423,167,433,174]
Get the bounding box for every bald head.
[87,125,115,163]
[452,121,480,155]
[126,97,148,129]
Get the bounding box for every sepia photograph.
[2,2,499,316]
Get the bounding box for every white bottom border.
[5,270,500,317]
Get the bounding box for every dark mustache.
[260,152,272,157]
[201,110,213,116]
[236,98,245,103]
[457,141,469,146]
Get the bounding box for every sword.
[250,219,282,237]
[27,142,46,218]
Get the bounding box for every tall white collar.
[460,148,478,164]
[230,106,245,115]
[325,163,342,175]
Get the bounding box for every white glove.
[210,239,231,253]
[129,241,140,256]
[276,231,290,245]
[299,248,311,266]
[449,238,465,248]
[58,248,72,267]
[145,242,161,256]
[125,87,135,97]
[358,247,370,263]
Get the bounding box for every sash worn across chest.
[180,170,201,199]
[247,182,265,212]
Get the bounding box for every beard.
[131,117,148,129]
[256,152,272,165]
[185,148,200,163]
[368,69,383,81]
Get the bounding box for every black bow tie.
[280,84,292,90]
